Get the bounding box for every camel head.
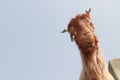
[62,9,97,52]
[62,8,95,42]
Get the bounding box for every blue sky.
[0,0,120,80]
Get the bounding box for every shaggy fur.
[63,9,114,80]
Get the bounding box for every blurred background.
[0,0,120,80]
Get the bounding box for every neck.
[80,47,106,80]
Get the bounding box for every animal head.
[62,8,94,42]
[62,8,98,55]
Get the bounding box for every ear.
[85,8,91,14]
[61,28,67,33]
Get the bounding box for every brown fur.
[66,9,114,80]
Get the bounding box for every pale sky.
[0,0,120,80]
